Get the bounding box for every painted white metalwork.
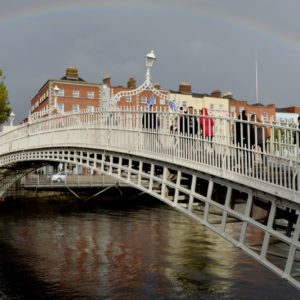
[0,109,299,198]
[0,108,300,288]
[111,50,170,108]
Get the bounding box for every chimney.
[222,91,233,99]
[127,77,136,89]
[211,90,222,98]
[66,67,78,79]
[103,74,111,87]
[179,82,192,94]
[153,83,161,90]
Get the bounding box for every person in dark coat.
[236,110,248,147]
[142,111,158,130]
[178,106,198,136]
[187,106,198,136]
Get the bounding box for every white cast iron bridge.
[0,108,300,289]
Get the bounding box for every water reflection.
[0,199,299,299]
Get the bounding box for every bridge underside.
[1,146,300,289]
[0,160,51,199]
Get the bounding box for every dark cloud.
[1,0,299,123]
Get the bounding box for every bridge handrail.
[0,108,299,197]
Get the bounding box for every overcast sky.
[1,0,300,123]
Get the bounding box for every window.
[230,106,236,113]
[73,90,80,98]
[57,89,65,97]
[219,104,224,111]
[86,105,94,112]
[87,91,95,99]
[72,104,80,113]
[125,96,131,103]
[141,96,147,104]
[57,89,64,96]
[57,103,64,112]
[239,106,245,113]
[262,112,268,122]
[210,104,214,110]
[160,98,166,105]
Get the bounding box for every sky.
[1,0,300,123]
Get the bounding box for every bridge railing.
[0,108,299,195]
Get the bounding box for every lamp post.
[9,111,15,126]
[145,50,156,85]
[111,50,169,110]
[53,85,60,109]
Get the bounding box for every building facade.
[30,67,101,118]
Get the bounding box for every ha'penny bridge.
[0,108,299,289]
[1,50,300,289]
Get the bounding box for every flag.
[146,95,155,108]
[169,100,176,111]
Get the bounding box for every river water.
[0,196,299,299]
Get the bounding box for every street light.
[9,111,15,126]
[111,50,169,110]
[145,50,156,85]
[53,85,60,110]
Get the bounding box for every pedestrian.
[249,114,257,149]
[187,106,199,136]
[142,103,160,151]
[177,107,187,135]
[199,108,214,140]
[235,110,248,147]
[235,110,250,172]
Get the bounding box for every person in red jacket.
[199,108,214,140]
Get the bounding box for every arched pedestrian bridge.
[1,109,300,288]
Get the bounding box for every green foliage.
[0,69,11,124]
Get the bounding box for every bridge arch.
[3,146,300,287]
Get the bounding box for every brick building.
[30,67,101,117]
[278,106,300,115]
[228,97,276,122]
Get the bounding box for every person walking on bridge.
[235,110,248,147]
[199,107,214,140]
[142,98,159,152]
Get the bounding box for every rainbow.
[1,0,300,52]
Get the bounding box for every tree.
[0,69,11,124]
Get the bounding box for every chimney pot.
[179,82,192,94]
[66,67,78,79]
[127,77,136,89]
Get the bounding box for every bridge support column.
[161,167,170,199]
[221,186,232,232]
[204,180,214,222]
[188,175,196,212]
[261,199,277,259]
[174,171,181,204]
[284,211,300,278]
[239,190,253,246]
